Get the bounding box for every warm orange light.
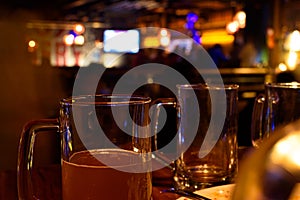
[226,21,239,34]
[284,30,300,51]
[74,24,85,35]
[234,11,246,28]
[286,51,298,70]
[28,40,36,48]
[202,30,235,45]
[278,63,287,72]
[74,35,85,45]
[95,40,103,48]
[289,30,300,51]
[267,28,275,48]
[143,37,160,48]
[63,34,74,46]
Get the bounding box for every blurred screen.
[103,29,139,53]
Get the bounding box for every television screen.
[103,29,139,53]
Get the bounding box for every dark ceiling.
[1,0,243,22]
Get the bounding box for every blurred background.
[0,0,300,171]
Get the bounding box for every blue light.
[185,12,201,44]
[186,12,198,23]
[69,30,78,37]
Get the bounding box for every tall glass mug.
[173,84,239,191]
[18,95,152,200]
[251,82,300,148]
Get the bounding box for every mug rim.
[266,82,300,88]
[176,83,239,90]
[60,94,152,106]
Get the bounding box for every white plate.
[177,184,234,200]
[177,183,300,200]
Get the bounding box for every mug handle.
[17,119,59,200]
[151,98,177,169]
[151,98,177,150]
[251,94,265,148]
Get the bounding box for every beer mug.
[17,95,152,200]
[155,84,239,191]
[251,82,300,148]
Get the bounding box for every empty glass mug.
[17,95,152,200]
[172,84,239,191]
[251,82,300,148]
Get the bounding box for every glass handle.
[151,98,176,169]
[251,94,265,148]
[17,119,59,200]
[152,98,177,141]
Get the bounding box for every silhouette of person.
[208,44,228,67]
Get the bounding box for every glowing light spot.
[290,30,300,51]
[186,12,198,23]
[28,40,36,48]
[133,147,139,153]
[160,28,168,37]
[275,137,291,155]
[64,34,74,46]
[218,189,225,195]
[147,77,154,84]
[234,11,246,28]
[286,51,297,70]
[278,63,287,72]
[226,21,239,34]
[74,35,85,45]
[74,24,85,35]
[271,133,300,168]
[160,36,170,47]
[291,151,300,167]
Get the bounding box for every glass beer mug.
[251,82,300,148]
[149,83,239,191]
[173,84,239,191]
[17,95,152,200]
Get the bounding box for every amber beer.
[62,149,152,200]
[17,95,153,199]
